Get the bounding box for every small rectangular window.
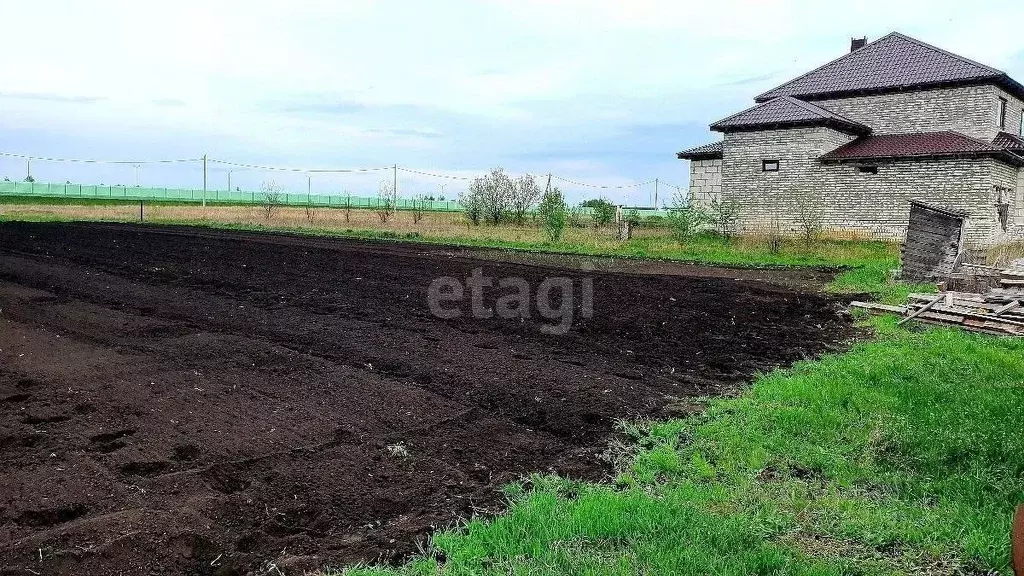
[762,160,779,172]
[857,165,878,174]
[998,97,1007,129]
[1019,109,1023,136]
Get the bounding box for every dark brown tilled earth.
[0,221,856,575]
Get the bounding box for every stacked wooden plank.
[852,267,1024,336]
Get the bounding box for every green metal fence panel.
[0,179,670,217]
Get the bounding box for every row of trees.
[458,168,542,226]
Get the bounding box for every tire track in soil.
[0,221,857,575]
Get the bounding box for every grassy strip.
[340,319,1024,575]
[0,211,914,299]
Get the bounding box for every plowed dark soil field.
[0,222,856,575]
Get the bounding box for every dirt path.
[0,222,856,575]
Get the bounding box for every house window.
[857,165,878,174]
[762,160,780,172]
[997,97,1007,129]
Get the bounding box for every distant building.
[677,32,1024,247]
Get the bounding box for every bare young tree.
[765,213,784,254]
[411,194,428,224]
[260,180,284,221]
[376,179,397,223]
[304,197,318,225]
[795,195,825,246]
[341,192,353,223]
[509,174,541,225]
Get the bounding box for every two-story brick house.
[677,32,1024,247]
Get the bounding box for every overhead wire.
[0,151,200,164]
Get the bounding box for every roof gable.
[710,96,870,134]
[756,32,1023,102]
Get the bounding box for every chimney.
[850,37,867,52]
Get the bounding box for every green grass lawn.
[341,318,1024,575]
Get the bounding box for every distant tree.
[479,168,514,225]
[459,180,484,225]
[509,174,541,225]
[585,198,617,228]
[24,175,35,183]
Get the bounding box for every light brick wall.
[815,158,1014,247]
[815,85,1024,141]
[720,126,1021,247]
[720,125,856,230]
[688,159,721,209]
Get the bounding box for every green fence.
[0,180,671,217]
[0,180,464,211]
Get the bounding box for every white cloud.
[1,0,1023,201]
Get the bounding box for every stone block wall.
[720,125,855,230]
[688,159,721,209]
[814,85,1024,141]
[720,125,1021,247]
[815,158,1015,247]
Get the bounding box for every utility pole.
[227,170,232,194]
[545,173,551,194]
[132,164,142,187]
[202,154,207,208]
[393,164,398,198]
[307,175,312,204]
[654,178,659,209]
[26,159,31,181]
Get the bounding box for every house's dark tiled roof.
[993,131,1024,151]
[710,96,871,134]
[756,32,1024,102]
[676,141,723,160]
[820,131,1024,165]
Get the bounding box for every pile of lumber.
[852,266,1024,336]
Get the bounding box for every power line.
[0,150,677,192]
[397,167,475,181]
[207,159,392,173]
[551,175,655,189]
[0,151,200,164]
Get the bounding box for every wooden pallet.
[852,294,1024,336]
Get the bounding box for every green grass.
[338,319,1024,575]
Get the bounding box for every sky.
[3,0,1024,205]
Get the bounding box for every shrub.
[567,205,587,228]
[708,197,741,239]
[666,190,708,242]
[583,198,617,228]
[795,195,824,247]
[260,180,283,221]
[538,187,568,242]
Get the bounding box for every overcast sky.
[3,0,1024,204]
